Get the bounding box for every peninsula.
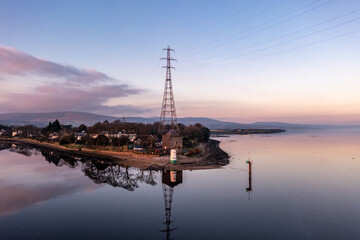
[0,120,229,170]
[0,138,229,170]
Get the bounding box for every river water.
[0,129,359,240]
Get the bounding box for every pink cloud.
[0,45,148,115]
[0,83,147,114]
[0,46,111,84]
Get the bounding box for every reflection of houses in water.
[161,170,182,240]
[162,170,182,188]
[0,142,35,157]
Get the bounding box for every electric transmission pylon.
[159,46,178,133]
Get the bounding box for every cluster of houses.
[0,129,28,138]
[0,127,138,144]
[0,124,185,154]
[0,128,38,138]
[87,131,137,142]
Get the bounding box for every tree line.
[0,119,210,149]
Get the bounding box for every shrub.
[185,147,202,157]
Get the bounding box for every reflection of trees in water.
[1,143,158,191]
[0,143,77,168]
[39,149,158,192]
[40,149,158,191]
[0,142,10,151]
[137,169,157,186]
[11,145,35,157]
[39,148,78,168]
[0,142,39,157]
[82,161,157,191]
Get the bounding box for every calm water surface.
[0,129,359,240]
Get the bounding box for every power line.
[247,28,360,61]
[210,16,360,63]
[202,8,360,60]
[180,9,360,70]
[179,0,335,58]
[185,28,360,71]
[178,0,322,52]
[176,0,288,49]
[173,0,262,46]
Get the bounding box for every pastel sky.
[1,0,360,124]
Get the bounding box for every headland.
[0,138,229,171]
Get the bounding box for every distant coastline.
[211,128,286,135]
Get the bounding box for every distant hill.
[0,112,241,128]
[0,112,119,127]
[0,111,359,130]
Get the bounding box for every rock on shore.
[202,139,230,166]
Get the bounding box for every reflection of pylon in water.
[160,170,182,240]
[161,183,176,240]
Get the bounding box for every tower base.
[162,130,183,153]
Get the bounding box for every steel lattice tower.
[159,46,178,133]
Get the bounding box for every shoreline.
[0,138,229,171]
[211,128,286,135]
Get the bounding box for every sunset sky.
[1,0,360,124]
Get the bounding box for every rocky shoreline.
[0,138,230,171]
[145,139,229,170]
